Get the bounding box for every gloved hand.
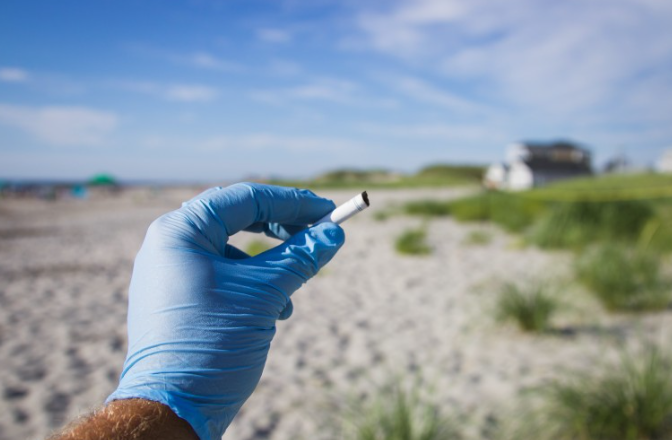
[106,183,345,440]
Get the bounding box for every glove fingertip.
[309,222,345,269]
[312,222,345,247]
[278,300,294,320]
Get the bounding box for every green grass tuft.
[496,283,560,332]
[575,244,671,312]
[529,200,655,249]
[403,200,452,217]
[395,228,431,255]
[268,164,485,189]
[530,348,672,440]
[342,382,462,440]
[436,174,672,252]
[448,192,545,232]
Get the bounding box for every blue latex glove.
[106,183,345,440]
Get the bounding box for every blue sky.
[1,0,671,181]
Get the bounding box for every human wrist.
[106,387,218,440]
[50,399,198,440]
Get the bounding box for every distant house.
[484,141,593,191]
[658,149,672,173]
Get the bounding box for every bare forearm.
[48,399,199,440]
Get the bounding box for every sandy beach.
[1,186,671,440]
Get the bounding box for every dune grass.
[525,347,672,440]
[496,283,560,332]
[402,192,544,232]
[245,239,272,256]
[341,382,462,440]
[268,164,485,189]
[575,244,671,312]
[400,173,672,254]
[528,200,655,249]
[404,200,452,217]
[395,228,431,256]
[450,192,545,232]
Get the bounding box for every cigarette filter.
[315,191,370,225]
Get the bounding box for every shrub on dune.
[575,244,671,312]
[529,200,655,249]
[528,348,672,440]
[496,283,560,332]
[341,383,462,440]
[395,228,431,256]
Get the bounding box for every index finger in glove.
[180,183,336,239]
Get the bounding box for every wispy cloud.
[252,77,397,108]
[267,59,302,76]
[176,51,243,72]
[116,81,219,102]
[251,78,356,104]
[0,104,118,146]
[0,67,29,83]
[353,0,672,120]
[257,28,293,44]
[382,74,487,114]
[199,133,368,154]
[127,45,243,72]
[357,121,506,143]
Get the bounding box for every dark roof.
[520,140,588,151]
[524,157,592,174]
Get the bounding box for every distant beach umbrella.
[87,174,118,186]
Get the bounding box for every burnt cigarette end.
[361,191,370,207]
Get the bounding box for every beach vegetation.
[496,283,560,332]
[575,244,671,312]
[528,200,655,249]
[395,228,431,256]
[524,347,672,440]
[449,192,545,232]
[267,164,485,189]
[340,382,462,440]
[403,200,452,217]
[400,173,672,253]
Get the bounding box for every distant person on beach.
[49,183,345,440]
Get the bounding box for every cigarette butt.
[315,191,370,225]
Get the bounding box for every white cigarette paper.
[314,191,370,225]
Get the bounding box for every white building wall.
[507,162,534,191]
[658,149,672,173]
[483,164,507,189]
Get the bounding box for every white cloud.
[353,0,672,120]
[288,78,356,102]
[251,77,397,108]
[267,59,303,76]
[199,133,368,154]
[357,122,506,143]
[126,45,243,72]
[180,52,242,72]
[164,85,218,102]
[382,74,487,114]
[251,79,354,104]
[0,104,118,146]
[117,81,218,102]
[257,28,293,44]
[0,67,29,83]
